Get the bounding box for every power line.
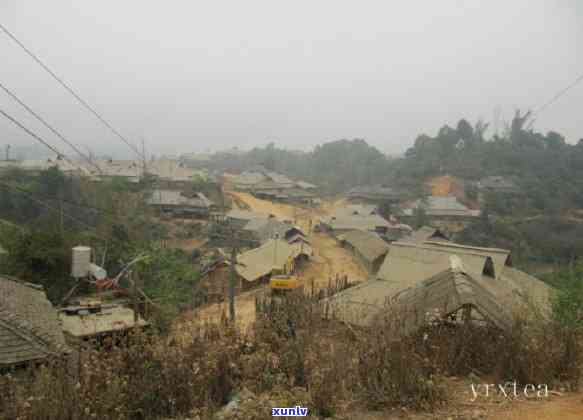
[0,81,102,174]
[527,71,583,128]
[0,180,106,238]
[0,22,144,160]
[0,106,78,167]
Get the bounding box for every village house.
[401,226,450,244]
[476,176,522,204]
[228,167,317,203]
[91,159,142,183]
[200,239,311,302]
[147,189,213,218]
[225,209,274,229]
[0,276,70,368]
[401,196,480,232]
[326,240,552,334]
[320,204,412,241]
[146,158,216,190]
[346,184,403,204]
[337,230,390,274]
[58,299,149,340]
[0,157,93,177]
[241,218,308,248]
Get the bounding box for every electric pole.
[210,220,256,324]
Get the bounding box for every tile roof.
[0,277,69,367]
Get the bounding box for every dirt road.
[179,193,367,334]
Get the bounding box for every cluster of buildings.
[200,209,312,302]
[0,246,148,370]
[226,166,318,204]
[326,230,552,334]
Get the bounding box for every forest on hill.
[223,113,583,266]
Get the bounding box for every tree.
[456,119,474,141]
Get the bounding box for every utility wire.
[0,180,117,215]
[0,180,106,238]
[0,106,77,167]
[0,81,103,174]
[527,71,583,128]
[0,22,144,160]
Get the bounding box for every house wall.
[203,266,243,302]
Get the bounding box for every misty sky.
[1,1,582,158]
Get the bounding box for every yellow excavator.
[269,274,302,296]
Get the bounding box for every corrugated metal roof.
[0,277,69,366]
[340,230,390,263]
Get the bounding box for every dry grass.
[1,294,582,419]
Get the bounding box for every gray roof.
[146,158,205,182]
[401,226,450,244]
[326,243,552,333]
[242,218,298,243]
[265,172,294,185]
[233,171,267,186]
[321,214,391,231]
[403,196,480,217]
[478,176,520,191]
[296,181,317,190]
[226,209,273,222]
[338,230,390,264]
[347,185,401,198]
[332,204,378,218]
[147,189,212,208]
[0,277,69,366]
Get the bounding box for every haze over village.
[1,1,583,419]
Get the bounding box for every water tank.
[71,246,92,278]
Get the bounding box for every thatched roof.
[226,209,273,222]
[326,241,552,333]
[243,219,306,244]
[376,241,511,282]
[0,276,69,367]
[236,239,310,282]
[401,226,450,244]
[320,214,391,232]
[338,230,389,264]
